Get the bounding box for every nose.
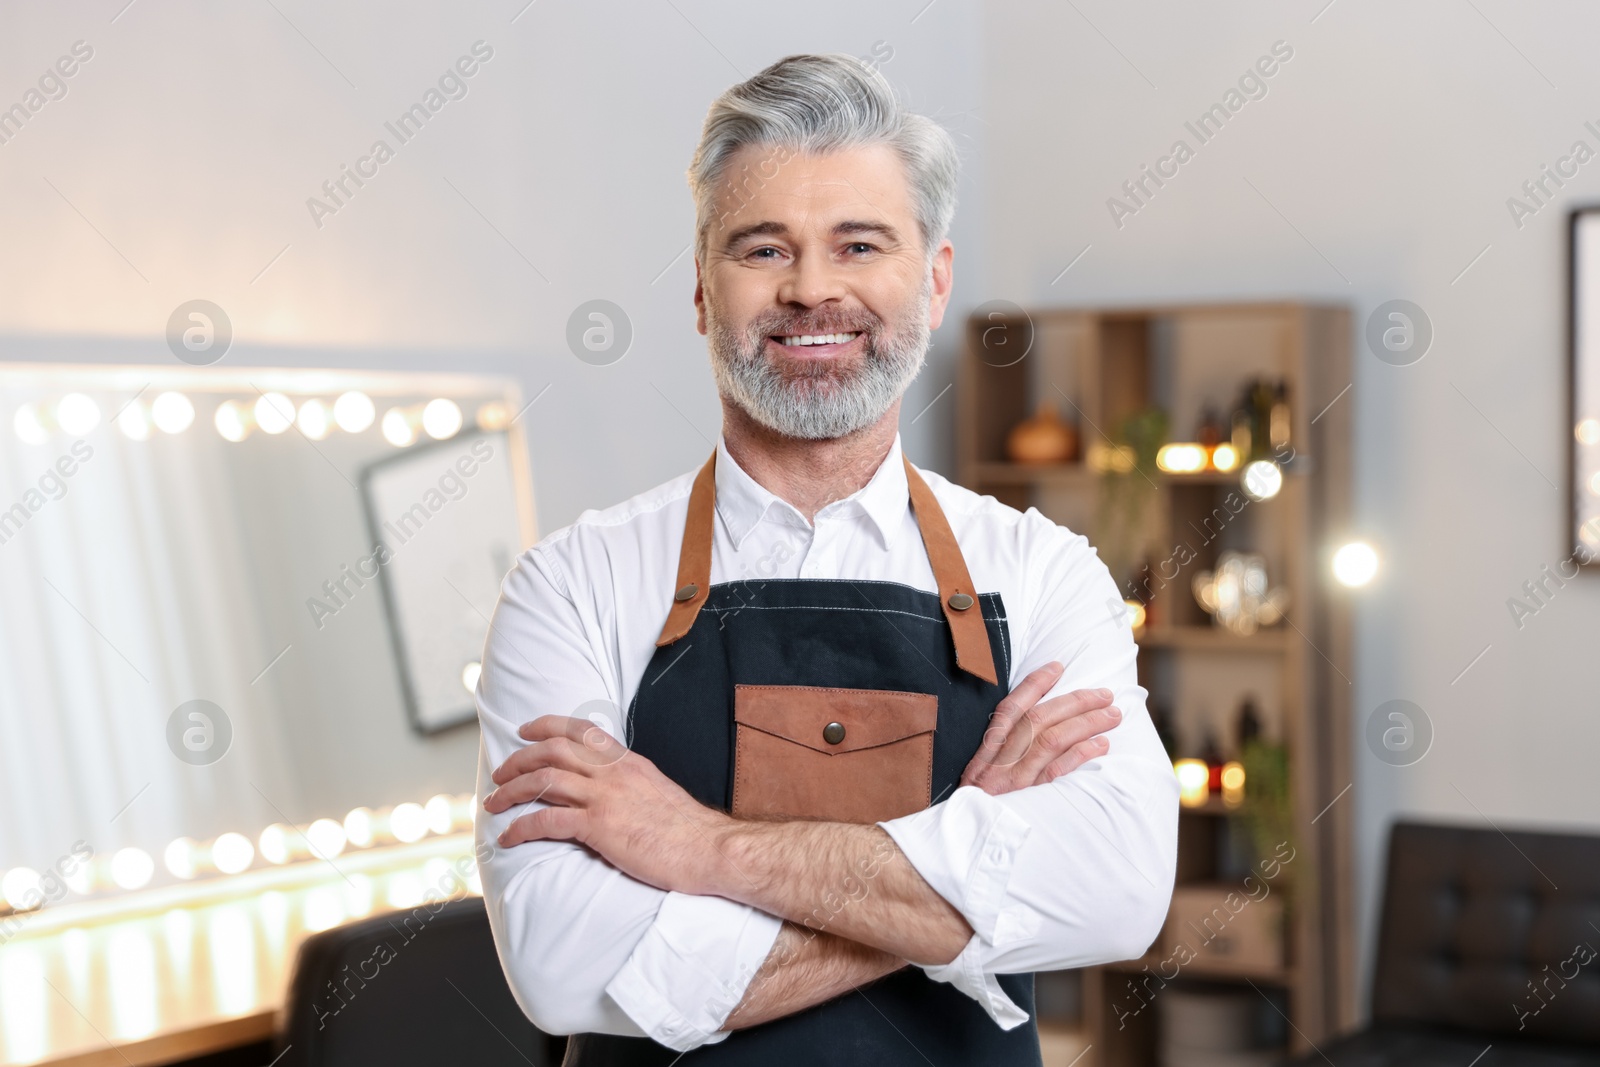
[774,244,849,309]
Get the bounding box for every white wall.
[0,0,985,519]
[982,0,1600,1013]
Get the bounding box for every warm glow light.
[425,795,455,835]
[215,400,250,442]
[151,392,195,434]
[211,832,254,874]
[297,399,332,440]
[57,393,100,436]
[422,398,463,440]
[462,661,482,694]
[164,838,199,879]
[306,818,347,860]
[1242,460,1283,501]
[2,867,42,910]
[1577,419,1600,445]
[1332,541,1379,587]
[258,824,292,865]
[1174,760,1210,808]
[1582,518,1600,546]
[110,848,154,891]
[1210,443,1240,472]
[476,401,511,431]
[382,407,416,447]
[344,807,375,848]
[1122,599,1147,630]
[117,401,152,441]
[390,802,428,843]
[1156,443,1206,474]
[334,391,376,433]
[1221,762,1247,808]
[62,861,92,895]
[255,393,294,434]
[13,404,49,444]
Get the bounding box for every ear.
[693,256,708,336]
[925,239,955,332]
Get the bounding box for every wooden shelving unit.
[956,302,1354,1065]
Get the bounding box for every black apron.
[563,453,1041,1067]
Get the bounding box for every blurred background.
[2,2,1599,1066]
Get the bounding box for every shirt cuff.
[922,932,1031,1030]
[605,891,784,1052]
[877,785,1033,1027]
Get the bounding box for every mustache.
[749,310,881,337]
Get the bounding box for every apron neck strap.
[655,451,999,687]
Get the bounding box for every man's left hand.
[484,715,728,895]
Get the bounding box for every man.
[476,53,1178,1064]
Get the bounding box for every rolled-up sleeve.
[878,515,1180,1026]
[475,545,782,1051]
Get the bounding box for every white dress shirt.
[475,434,1179,1053]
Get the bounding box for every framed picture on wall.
[1570,208,1600,564]
[361,428,526,734]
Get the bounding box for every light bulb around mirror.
[164,838,199,880]
[344,807,375,849]
[1,867,42,910]
[382,407,416,447]
[297,399,332,440]
[13,403,49,444]
[57,393,100,436]
[212,832,254,874]
[390,802,428,843]
[215,400,251,442]
[334,391,376,433]
[117,401,152,441]
[306,818,347,860]
[255,393,295,434]
[151,392,195,434]
[422,398,463,440]
[258,824,292,865]
[110,848,154,890]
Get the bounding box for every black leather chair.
[275,896,565,1066]
[1283,820,1600,1066]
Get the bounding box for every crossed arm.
[482,661,1123,1029]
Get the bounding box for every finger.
[491,736,592,785]
[483,768,589,814]
[518,715,628,768]
[1011,704,1122,783]
[1034,735,1112,786]
[517,715,594,743]
[497,806,586,848]
[965,663,1066,778]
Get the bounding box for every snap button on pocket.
[674,583,699,602]
[947,592,975,611]
[823,722,846,745]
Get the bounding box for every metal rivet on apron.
[674,583,699,602]
[823,722,846,745]
[947,592,975,611]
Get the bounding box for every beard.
[705,275,931,441]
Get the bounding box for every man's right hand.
[960,662,1123,795]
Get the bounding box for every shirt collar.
[713,434,911,551]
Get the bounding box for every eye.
[845,242,877,255]
[746,246,784,261]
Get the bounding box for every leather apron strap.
[655,451,999,686]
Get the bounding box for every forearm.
[704,819,973,965]
[722,921,905,1030]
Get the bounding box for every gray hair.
[687,53,959,264]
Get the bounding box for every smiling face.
[695,142,954,440]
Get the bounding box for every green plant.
[1231,739,1299,904]
[1094,406,1168,587]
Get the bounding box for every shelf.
[1136,625,1291,653]
[966,461,1274,490]
[1179,796,1243,817]
[1104,953,1296,987]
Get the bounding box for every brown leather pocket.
[732,685,937,824]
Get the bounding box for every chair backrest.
[276,895,559,1066]
[1372,820,1600,1042]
